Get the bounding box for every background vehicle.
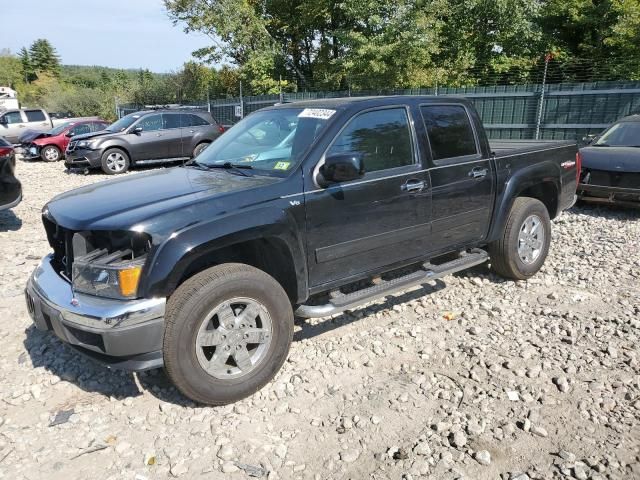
[0,87,19,110]
[578,114,640,207]
[26,96,578,405]
[21,120,109,162]
[65,110,225,174]
[0,137,21,211]
[0,108,100,144]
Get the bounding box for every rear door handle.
[401,179,426,193]
[468,167,488,179]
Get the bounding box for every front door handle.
[468,167,488,179]
[401,179,426,193]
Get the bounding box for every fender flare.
[487,161,561,242]
[141,206,308,301]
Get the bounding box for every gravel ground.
[0,159,639,480]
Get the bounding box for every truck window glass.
[3,112,23,124]
[137,114,163,132]
[421,105,477,160]
[328,108,413,173]
[25,110,46,122]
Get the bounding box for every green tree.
[29,39,61,77]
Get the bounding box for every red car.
[21,120,109,162]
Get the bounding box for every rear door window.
[25,110,47,122]
[163,113,181,130]
[421,105,478,161]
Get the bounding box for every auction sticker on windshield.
[298,108,336,120]
[274,161,291,170]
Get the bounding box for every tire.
[100,148,130,174]
[192,142,210,158]
[488,197,551,280]
[163,263,294,405]
[41,145,61,162]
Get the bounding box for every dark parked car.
[26,96,578,405]
[65,110,225,174]
[578,114,640,207]
[21,120,110,162]
[0,137,21,211]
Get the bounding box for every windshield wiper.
[187,161,253,176]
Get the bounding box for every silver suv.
[65,110,225,174]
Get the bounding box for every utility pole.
[239,80,244,119]
[535,53,552,140]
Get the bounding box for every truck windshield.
[595,122,640,147]
[106,113,140,132]
[194,108,333,176]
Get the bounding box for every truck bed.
[490,139,576,156]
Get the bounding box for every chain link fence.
[117,80,640,140]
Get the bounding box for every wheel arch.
[487,163,561,243]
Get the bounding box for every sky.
[0,0,211,72]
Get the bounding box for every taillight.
[217,124,225,134]
[575,151,582,184]
[0,147,12,157]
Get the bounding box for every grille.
[42,216,74,278]
[585,169,640,189]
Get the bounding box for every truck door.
[419,103,495,251]
[0,111,27,144]
[304,106,432,287]
[24,110,51,133]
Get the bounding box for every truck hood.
[580,146,640,173]
[45,166,279,232]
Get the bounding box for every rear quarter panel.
[488,143,577,242]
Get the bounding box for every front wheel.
[488,197,551,280]
[101,148,130,174]
[41,145,61,162]
[163,263,294,405]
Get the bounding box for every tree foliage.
[165,0,640,93]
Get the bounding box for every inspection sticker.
[274,161,291,170]
[298,108,336,120]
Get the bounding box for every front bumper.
[21,145,41,160]
[25,254,166,371]
[577,183,640,207]
[65,148,102,168]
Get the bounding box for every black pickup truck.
[26,96,578,405]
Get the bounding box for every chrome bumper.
[25,254,166,371]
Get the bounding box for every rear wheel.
[41,145,61,162]
[163,263,294,405]
[101,148,130,174]
[193,142,210,158]
[488,197,551,280]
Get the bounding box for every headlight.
[77,140,96,149]
[70,230,151,300]
[72,257,145,299]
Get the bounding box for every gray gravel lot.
[0,159,639,480]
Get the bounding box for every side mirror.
[319,152,365,185]
[131,126,143,134]
[0,117,7,125]
[65,132,74,137]
[582,134,597,145]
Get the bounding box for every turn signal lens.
[118,266,142,297]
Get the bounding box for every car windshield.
[193,108,334,176]
[48,122,74,136]
[106,113,141,132]
[595,122,640,147]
